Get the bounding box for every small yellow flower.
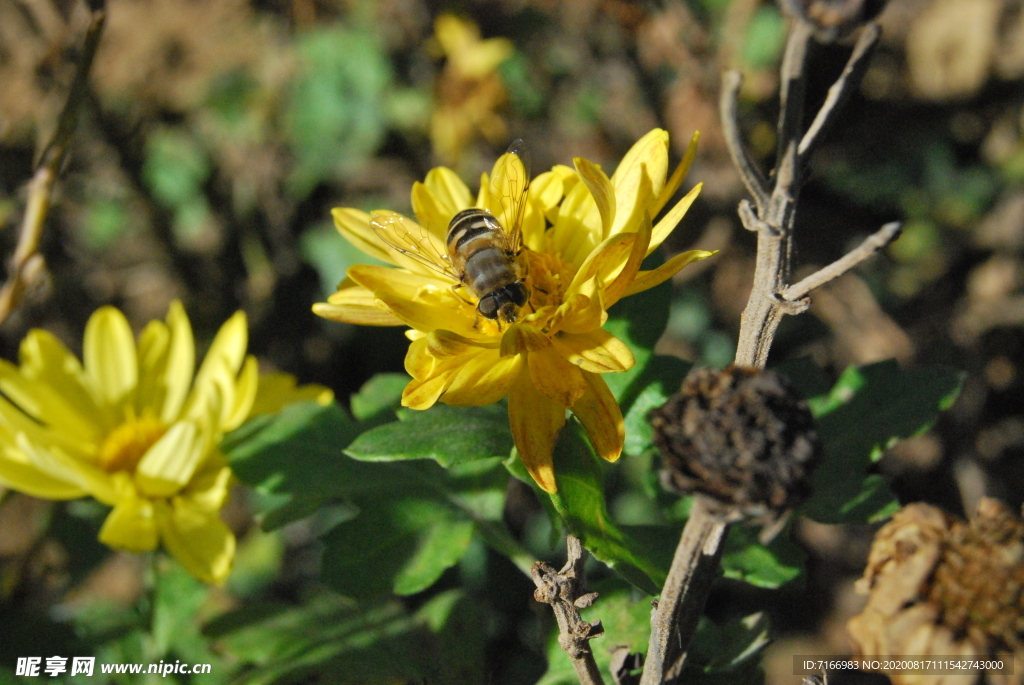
[430,14,514,166]
[0,302,331,584]
[315,129,713,493]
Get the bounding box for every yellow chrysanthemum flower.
[314,129,713,493]
[430,14,513,166]
[0,302,331,584]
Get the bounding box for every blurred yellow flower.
[430,14,514,166]
[0,302,331,584]
[315,129,713,493]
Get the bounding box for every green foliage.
[795,360,965,524]
[285,26,392,198]
[742,5,787,70]
[143,128,214,247]
[205,590,486,684]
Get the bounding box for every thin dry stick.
[638,497,726,685]
[639,17,898,685]
[533,535,606,685]
[0,1,107,325]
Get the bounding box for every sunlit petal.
[316,278,402,326]
[650,183,702,255]
[611,128,669,227]
[442,348,521,406]
[83,306,138,408]
[528,347,587,408]
[157,498,235,585]
[0,447,85,500]
[424,166,473,218]
[551,329,634,373]
[19,329,105,431]
[99,495,159,553]
[135,421,204,498]
[652,131,699,217]
[574,156,616,240]
[508,368,565,494]
[621,249,718,298]
[571,372,624,463]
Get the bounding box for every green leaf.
[346,404,514,469]
[286,26,391,198]
[721,526,805,589]
[537,584,651,685]
[621,355,692,455]
[224,401,362,530]
[686,613,771,685]
[300,222,387,300]
[549,421,668,594]
[349,372,409,423]
[206,591,487,685]
[803,360,964,523]
[321,497,475,597]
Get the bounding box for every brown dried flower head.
[848,499,1024,685]
[648,365,821,527]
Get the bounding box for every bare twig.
[0,1,107,325]
[637,16,894,685]
[782,222,902,301]
[720,72,770,213]
[533,535,606,685]
[799,24,881,162]
[638,498,727,685]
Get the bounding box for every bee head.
[496,302,519,324]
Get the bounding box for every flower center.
[98,416,168,473]
[523,248,573,311]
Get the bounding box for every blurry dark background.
[1,0,1023,682]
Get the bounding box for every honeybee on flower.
[372,140,531,326]
[315,129,715,493]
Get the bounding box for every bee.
[370,140,531,325]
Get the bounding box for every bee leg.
[450,284,476,308]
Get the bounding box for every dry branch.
[0,1,107,325]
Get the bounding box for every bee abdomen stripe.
[447,210,501,252]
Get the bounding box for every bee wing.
[487,139,531,255]
[370,210,461,281]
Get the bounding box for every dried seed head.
[848,499,1024,685]
[778,0,889,41]
[648,365,821,527]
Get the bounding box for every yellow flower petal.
[621,249,718,298]
[554,278,607,336]
[316,278,402,326]
[15,433,118,504]
[571,372,623,462]
[157,498,235,585]
[99,496,159,552]
[551,329,634,373]
[508,368,565,494]
[603,211,653,308]
[649,182,702,255]
[411,181,455,238]
[0,358,101,449]
[566,232,634,299]
[551,181,602,268]
[161,300,196,421]
[651,131,699,217]
[529,169,567,220]
[611,129,669,233]
[248,373,334,417]
[402,368,459,410]
[528,347,587,408]
[441,348,521,406]
[184,463,232,512]
[19,329,105,432]
[332,207,397,265]
[135,421,205,498]
[0,447,85,500]
[83,306,138,408]
[424,166,473,217]
[224,355,258,432]
[574,156,616,240]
